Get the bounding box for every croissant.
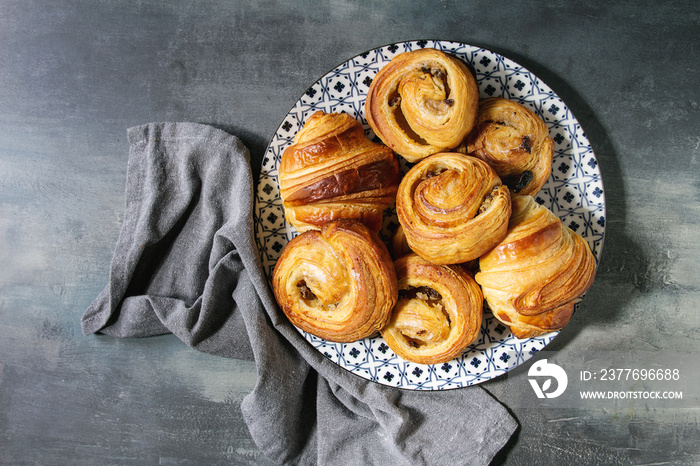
[365,48,479,163]
[475,195,596,339]
[279,111,400,232]
[381,253,483,365]
[396,152,511,265]
[272,219,398,343]
[466,97,554,196]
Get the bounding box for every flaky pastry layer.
[365,48,479,162]
[279,111,400,232]
[272,219,398,343]
[467,97,554,196]
[396,152,511,264]
[381,253,483,365]
[475,195,596,338]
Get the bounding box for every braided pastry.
[381,253,483,365]
[475,195,596,339]
[466,97,554,196]
[272,219,398,343]
[279,111,400,232]
[365,48,479,163]
[396,152,511,264]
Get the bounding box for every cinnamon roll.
[475,195,596,339]
[365,48,479,163]
[272,219,398,343]
[279,111,400,232]
[466,97,554,196]
[396,152,511,264]
[381,253,483,365]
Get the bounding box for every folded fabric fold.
[82,122,255,360]
[82,122,517,465]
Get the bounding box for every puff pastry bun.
[396,152,511,264]
[365,48,479,163]
[475,195,596,339]
[381,253,483,365]
[389,224,412,259]
[466,97,554,196]
[279,111,400,232]
[272,219,398,343]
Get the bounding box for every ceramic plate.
[254,40,605,390]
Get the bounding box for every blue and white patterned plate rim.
[253,40,606,390]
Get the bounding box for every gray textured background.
[1,1,698,464]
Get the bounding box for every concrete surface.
[1,1,698,464]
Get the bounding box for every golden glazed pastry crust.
[381,253,483,365]
[389,224,412,260]
[279,111,400,232]
[396,152,511,265]
[466,97,554,196]
[272,219,398,343]
[365,48,479,163]
[475,195,596,339]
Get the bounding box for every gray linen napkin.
[82,122,518,466]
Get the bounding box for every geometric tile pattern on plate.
[254,40,606,390]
